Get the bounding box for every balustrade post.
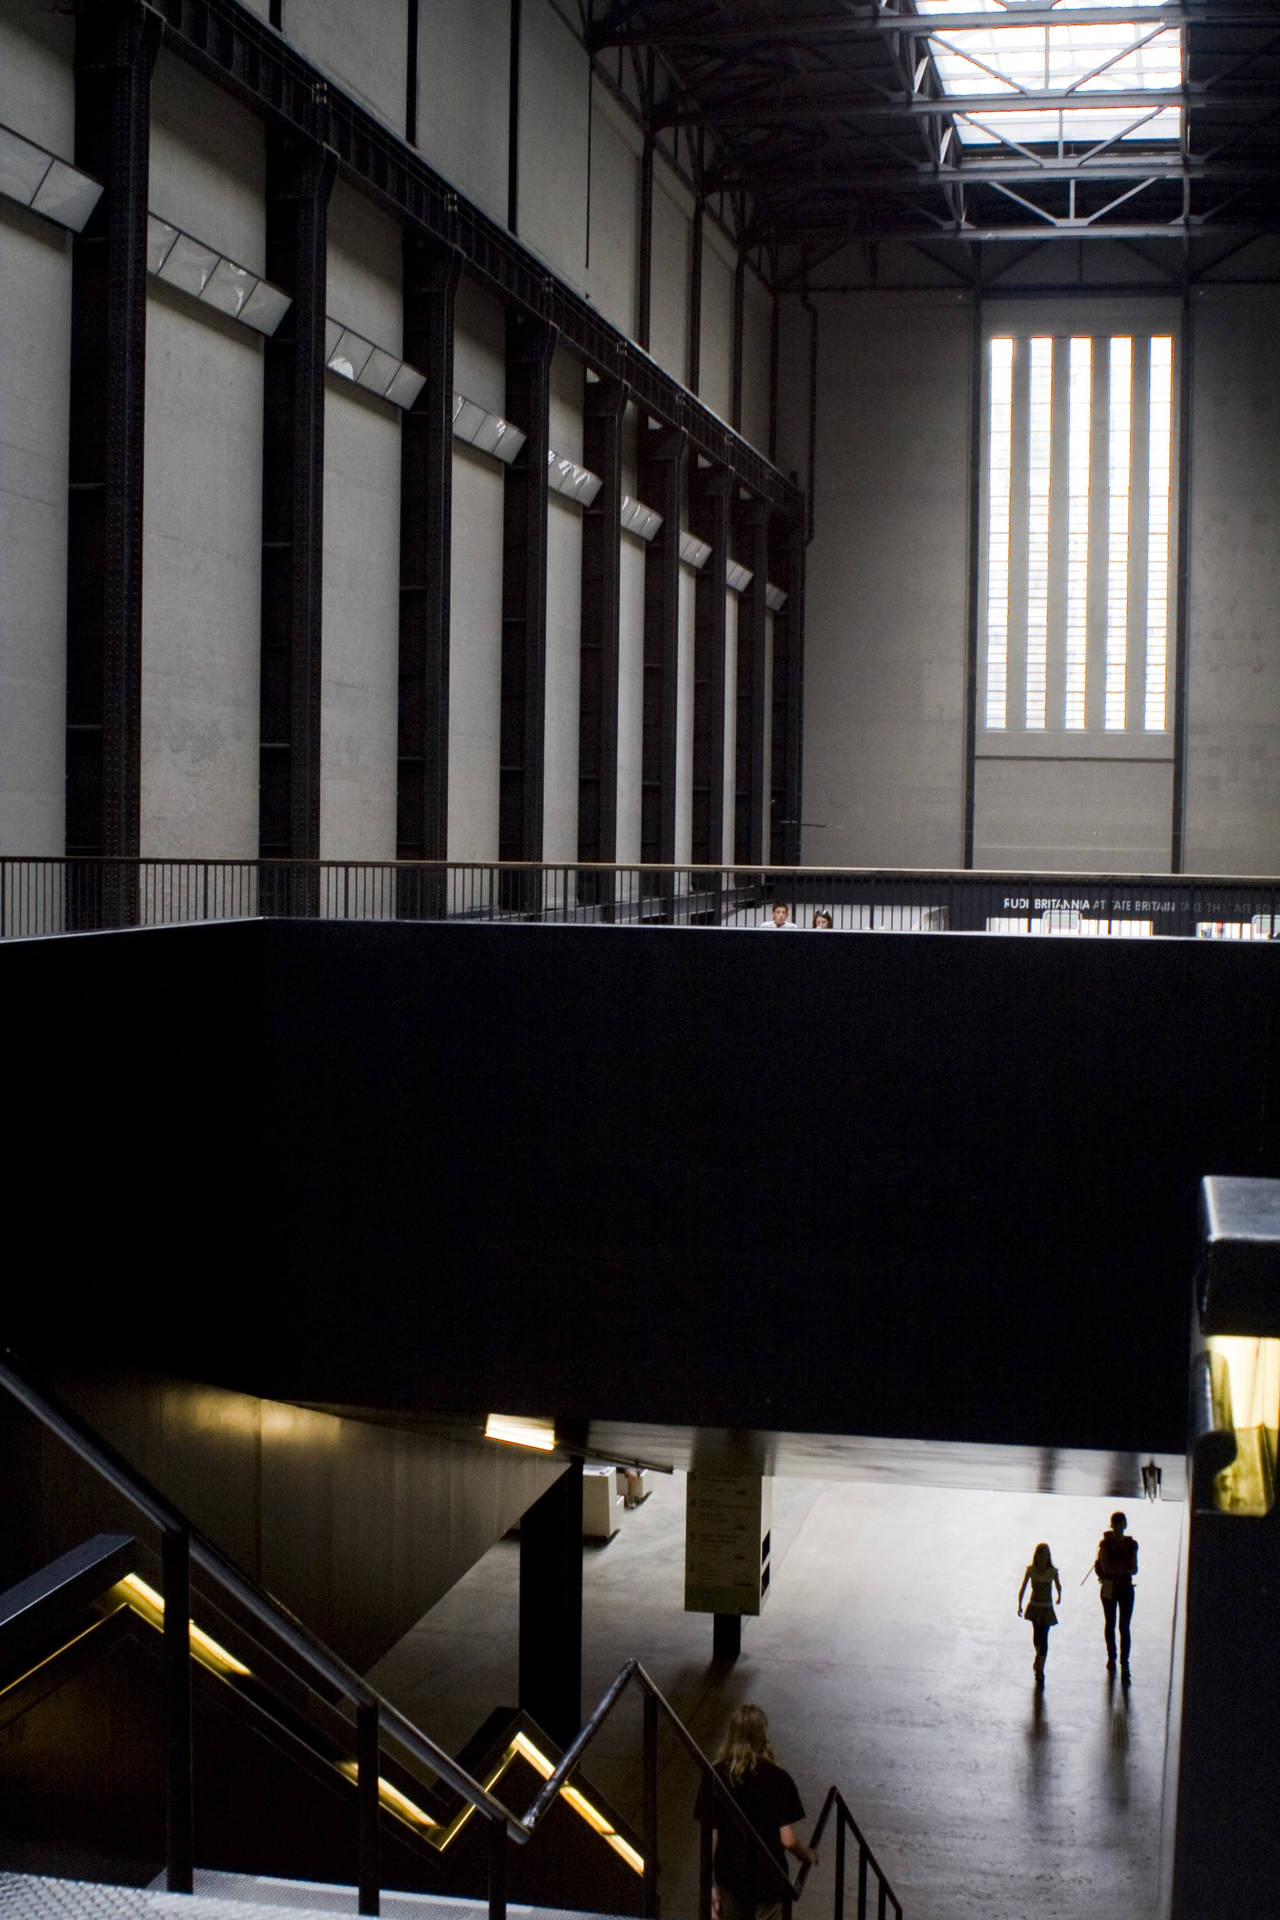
[162,1525,194,1893]
[834,1810,846,1920]
[356,1699,380,1915]
[642,1688,659,1917]
[856,1842,869,1920]
[487,1811,508,1920]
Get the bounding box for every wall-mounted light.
[620,495,663,541]
[0,122,102,232]
[453,392,526,463]
[325,318,427,408]
[485,1412,557,1451]
[765,582,788,612]
[149,215,291,335]
[679,532,711,570]
[547,449,602,507]
[725,560,754,594]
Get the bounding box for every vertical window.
[983,332,1174,735]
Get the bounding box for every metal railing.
[2,855,1278,942]
[0,1350,904,1919]
[798,1786,903,1920]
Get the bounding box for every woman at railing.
[695,1702,819,1920]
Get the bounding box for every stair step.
[0,1874,608,1920]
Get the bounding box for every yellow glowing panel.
[120,1575,250,1676]
[485,1413,557,1451]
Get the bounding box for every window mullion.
[1127,334,1151,734]
[1046,335,1070,732]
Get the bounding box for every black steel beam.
[662,87,1232,128]
[767,215,1280,243]
[149,0,801,519]
[715,157,1253,195]
[500,316,555,879]
[398,238,462,897]
[690,463,733,866]
[769,514,806,868]
[638,424,686,872]
[578,375,627,871]
[259,131,334,895]
[591,4,1272,48]
[65,0,160,919]
[733,498,770,867]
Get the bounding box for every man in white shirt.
[761,903,798,929]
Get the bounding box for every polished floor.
[370,1471,1183,1920]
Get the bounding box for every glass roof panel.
[915,0,1183,146]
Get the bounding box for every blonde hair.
[716,1703,778,1783]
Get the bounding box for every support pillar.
[518,1461,584,1750]
[689,462,732,867]
[578,373,626,890]
[398,238,462,916]
[65,0,160,925]
[639,422,686,887]
[769,510,806,868]
[500,314,554,907]
[259,131,335,910]
[733,495,770,868]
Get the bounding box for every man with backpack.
[1094,1511,1139,1680]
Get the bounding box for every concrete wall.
[140,54,266,859]
[1183,286,1280,876]
[795,290,972,869]
[0,0,75,854]
[414,0,509,224]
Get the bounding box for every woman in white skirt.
[1017,1542,1062,1685]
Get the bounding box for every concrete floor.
[369,1474,1183,1920]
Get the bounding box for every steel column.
[578,374,626,876]
[733,496,770,866]
[766,514,804,868]
[689,196,704,395]
[639,424,687,878]
[517,1461,583,1750]
[162,1526,194,1894]
[500,314,555,892]
[690,463,732,865]
[398,237,462,911]
[259,131,334,907]
[642,1688,659,1918]
[65,0,160,926]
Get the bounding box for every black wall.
[8,918,1278,1453]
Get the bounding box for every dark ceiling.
[585,0,1280,283]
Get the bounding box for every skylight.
[915,0,1183,149]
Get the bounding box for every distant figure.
[812,909,834,929]
[761,903,798,930]
[694,1703,818,1920]
[1017,1542,1062,1685]
[1141,1458,1163,1502]
[1094,1511,1139,1680]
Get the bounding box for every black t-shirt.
[695,1758,805,1900]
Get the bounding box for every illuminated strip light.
[1145,337,1173,731]
[485,1412,557,1451]
[149,216,291,336]
[985,338,1014,728]
[1064,338,1092,729]
[1105,337,1132,730]
[116,1575,641,1870]
[1024,338,1052,730]
[508,1731,644,1875]
[0,122,102,231]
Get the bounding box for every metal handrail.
[0,1350,525,1917]
[518,1655,904,1920]
[797,1784,903,1920]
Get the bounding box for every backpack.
[1096,1531,1137,1586]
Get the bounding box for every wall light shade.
[765,582,788,612]
[620,495,663,542]
[327,327,375,382]
[0,123,102,232]
[547,449,603,508]
[485,1413,557,1452]
[725,560,754,594]
[453,392,527,465]
[679,532,711,570]
[147,213,291,336]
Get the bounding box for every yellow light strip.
[115,1577,641,1873]
[484,1413,557,1452]
[120,1575,250,1677]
